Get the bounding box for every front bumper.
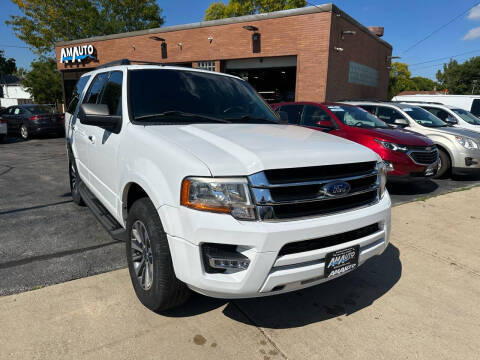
[161,193,391,298]
[451,148,480,175]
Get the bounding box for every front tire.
[433,149,450,179]
[126,197,190,312]
[69,160,85,206]
[0,134,5,143]
[20,124,29,140]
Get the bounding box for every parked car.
[66,61,391,311]
[344,101,480,178]
[397,102,480,133]
[272,102,439,179]
[0,112,7,142]
[0,104,64,140]
[391,94,480,117]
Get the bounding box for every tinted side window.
[7,107,15,115]
[302,105,334,127]
[83,72,109,104]
[471,99,480,117]
[279,105,303,124]
[99,71,122,116]
[376,106,405,124]
[360,105,377,115]
[67,76,91,114]
[424,107,449,121]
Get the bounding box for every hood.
[144,124,379,176]
[351,127,432,146]
[429,126,480,139]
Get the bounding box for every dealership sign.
[60,45,96,63]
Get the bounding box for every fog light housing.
[201,243,251,273]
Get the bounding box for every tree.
[6,0,165,54]
[388,62,442,98]
[0,50,17,76]
[21,58,63,104]
[204,0,307,20]
[436,57,480,94]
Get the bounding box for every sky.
[1,0,480,80]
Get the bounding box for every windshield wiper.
[135,111,231,123]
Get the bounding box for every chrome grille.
[408,145,439,165]
[248,162,380,221]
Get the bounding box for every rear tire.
[0,135,5,143]
[20,124,29,140]
[433,149,451,179]
[69,160,85,206]
[126,197,190,312]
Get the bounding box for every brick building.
[55,4,392,106]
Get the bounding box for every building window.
[197,61,216,72]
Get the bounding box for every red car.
[272,102,439,179]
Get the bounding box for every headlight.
[374,139,408,152]
[181,177,256,220]
[455,136,478,149]
[376,161,387,199]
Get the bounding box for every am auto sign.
[60,45,96,63]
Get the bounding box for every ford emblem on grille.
[322,181,351,197]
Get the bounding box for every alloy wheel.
[20,125,28,139]
[130,220,154,290]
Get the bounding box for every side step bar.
[78,183,127,242]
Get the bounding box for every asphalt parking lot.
[1,137,480,295]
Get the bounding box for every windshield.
[402,106,447,128]
[27,105,55,115]
[129,69,278,124]
[327,105,389,129]
[451,108,480,125]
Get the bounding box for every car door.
[85,71,124,214]
[75,72,109,186]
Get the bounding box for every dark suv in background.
[0,104,64,140]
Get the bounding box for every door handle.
[88,135,95,144]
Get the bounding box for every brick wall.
[55,10,391,102]
[324,14,392,101]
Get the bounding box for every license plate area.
[324,245,359,278]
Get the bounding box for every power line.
[409,49,480,67]
[402,1,480,54]
[0,44,29,49]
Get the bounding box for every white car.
[66,61,391,311]
[392,94,480,118]
[397,102,480,133]
[343,101,480,178]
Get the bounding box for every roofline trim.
[55,4,390,49]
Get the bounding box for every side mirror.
[445,116,458,125]
[79,103,121,131]
[393,118,409,127]
[316,120,334,128]
[277,111,289,124]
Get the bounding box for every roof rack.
[337,99,383,102]
[392,100,444,105]
[95,59,167,69]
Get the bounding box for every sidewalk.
[1,188,480,360]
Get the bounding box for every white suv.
[65,62,391,311]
